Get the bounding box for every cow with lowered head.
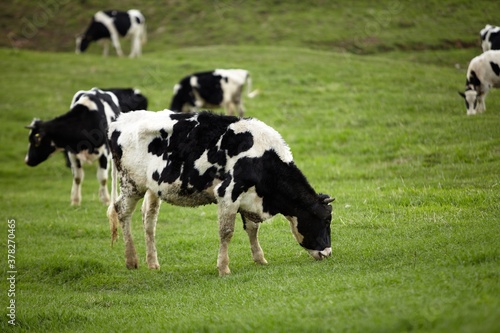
[170,69,258,117]
[459,50,500,115]
[107,110,334,276]
[25,88,148,205]
[76,9,146,58]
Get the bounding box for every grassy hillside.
[1,1,500,332]
[3,0,500,56]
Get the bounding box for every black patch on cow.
[490,61,500,76]
[148,137,169,157]
[102,88,148,112]
[152,170,160,182]
[207,146,226,165]
[104,10,131,37]
[149,112,240,193]
[468,70,481,87]
[109,130,123,160]
[98,154,107,169]
[489,30,500,50]
[220,130,254,157]
[217,173,232,198]
[170,71,228,111]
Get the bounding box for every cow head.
[458,88,478,115]
[287,194,335,260]
[75,35,90,54]
[24,119,57,166]
[170,83,197,112]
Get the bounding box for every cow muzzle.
[308,247,332,260]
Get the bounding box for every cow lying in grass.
[107,110,334,276]
[170,69,258,117]
[459,50,500,115]
[25,88,147,205]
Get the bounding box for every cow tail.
[107,158,119,246]
[246,73,259,98]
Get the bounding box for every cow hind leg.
[141,190,161,269]
[113,194,141,269]
[242,215,267,265]
[97,154,110,205]
[217,204,238,276]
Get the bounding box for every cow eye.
[34,133,42,147]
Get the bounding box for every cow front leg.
[110,34,124,57]
[68,153,83,206]
[97,154,110,205]
[476,92,488,113]
[217,205,237,276]
[141,190,161,269]
[242,216,268,265]
[101,39,110,57]
[114,194,141,269]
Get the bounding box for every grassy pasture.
[1,1,500,332]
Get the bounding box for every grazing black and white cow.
[75,9,146,58]
[480,25,500,52]
[170,69,258,117]
[459,50,500,115]
[71,88,148,113]
[107,110,334,276]
[25,88,147,205]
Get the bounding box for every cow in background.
[170,69,259,117]
[25,88,147,205]
[459,50,500,115]
[107,110,334,275]
[76,9,146,58]
[480,25,500,52]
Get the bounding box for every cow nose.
[319,247,332,259]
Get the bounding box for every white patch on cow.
[190,76,199,88]
[194,150,213,175]
[173,83,181,95]
[214,69,248,86]
[239,187,272,221]
[76,145,107,164]
[287,216,304,244]
[76,95,98,112]
[228,118,293,163]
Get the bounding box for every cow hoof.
[255,258,268,265]
[148,263,160,270]
[126,260,138,269]
[218,267,231,276]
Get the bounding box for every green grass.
[1,1,500,332]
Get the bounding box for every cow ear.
[324,197,335,204]
[318,193,335,204]
[458,91,466,98]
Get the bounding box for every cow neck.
[262,159,320,218]
[43,105,102,148]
